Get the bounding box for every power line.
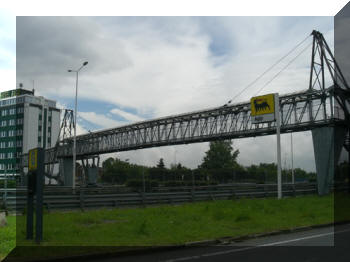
[225,34,311,105]
[254,40,313,96]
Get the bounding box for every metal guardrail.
[0,183,347,212]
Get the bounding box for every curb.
[7,220,350,262]
[184,220,350,246]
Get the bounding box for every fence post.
[79,188,85,210]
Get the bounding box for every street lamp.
[68,61,88,189]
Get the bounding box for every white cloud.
[16,16,337,171]
[78,111,124,129]
[110,108,144,122]
[0,69,15,92]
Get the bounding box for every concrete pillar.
[59,158,73,186]
[86,166,98,185]
[312,126,347,195]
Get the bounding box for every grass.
[0,215,16,261]
[1,193,343,261]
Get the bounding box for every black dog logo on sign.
[254,99,270,112]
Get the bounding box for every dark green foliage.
[200,140,239,170]
[100,141,317,187]
[156,158,165,169]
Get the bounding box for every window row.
[0,107,24,116]
[1,118,24,126]
[0,140,22,148]
[0,163,17,171]
[0,129,23,137]
[0,152,15,159]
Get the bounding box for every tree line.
[99,140,320,188]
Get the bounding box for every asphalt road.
[93,223,350,262]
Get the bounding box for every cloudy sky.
[1,2,348,172]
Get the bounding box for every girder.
[21,87,346,166]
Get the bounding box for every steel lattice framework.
[21,30,350,167]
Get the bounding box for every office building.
[0,88,60,177]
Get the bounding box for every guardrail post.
[79,188,85,210]
[141,191,146,206]
[292,184,296,197]
[191,188,195,202]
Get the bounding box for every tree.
[200,140,239,169]
[157,158,165,169]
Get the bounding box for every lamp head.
[83,61,88,66]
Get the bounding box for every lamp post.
[68,61,88,189]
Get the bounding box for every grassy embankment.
[1,193,346,261]
[0,215,15,261]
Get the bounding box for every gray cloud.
[16,16,335,172]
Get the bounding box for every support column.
[312,126,347,195]
[59,158,74,186]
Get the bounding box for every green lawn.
[1,193,341,261]
[0,215,15,261]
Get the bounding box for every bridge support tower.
[312,126,347,195]
[59,158,74,187]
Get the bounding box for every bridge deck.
[21,87,347,166]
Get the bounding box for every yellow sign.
[251,94,275,116]
[28,149,38,171]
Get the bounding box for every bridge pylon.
[309,30,350,195]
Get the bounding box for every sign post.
[275,94,282,199]
[251,93,282,199]
[26,148,44,243]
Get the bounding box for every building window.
[0,131,6,137]
[39,114,42,120]
[16,140,22,147]
[38,125,42,131]
[1,109,7,116]
[17,129,23,136]
[1,120,6,127]
[7,152,14,159]
[0,153,5,159]
[8,130,15,137]
[9,108,16,115]
[8,141,14,148]
[17,107,24,114]
[17,118,23,125]
[9,119,15,126]
[0,142,6,148]
[38,137,41,142]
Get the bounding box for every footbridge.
[21,30,350,195]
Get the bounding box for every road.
[92,223,350,262]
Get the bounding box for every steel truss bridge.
[21,30,350,169]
